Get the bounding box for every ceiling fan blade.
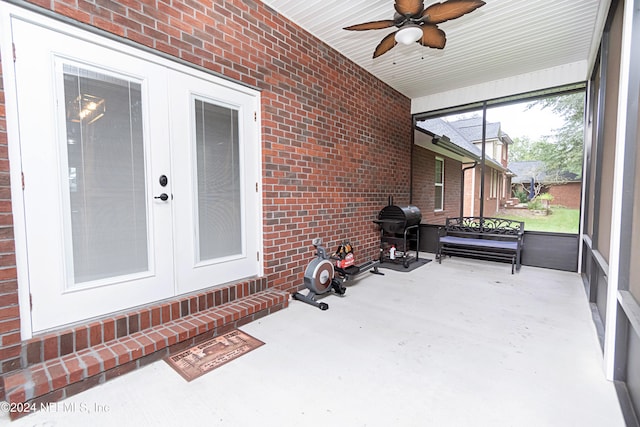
[394,0,425,17]
[373,32,398,58]
[344,20,396,31]
[422,0,486,24]
[418,24,446,49]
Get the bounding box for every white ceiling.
[261,0,610,111]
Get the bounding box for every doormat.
[378,258,432,272]
[165,329,264,382]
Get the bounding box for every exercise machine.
[292,238,383,310]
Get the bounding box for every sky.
[486,102,565,141]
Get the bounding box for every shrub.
[528,198,543,210]
[528,194,554,214]
[514,188,529,203]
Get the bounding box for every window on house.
[493,142,500,160]
[435,157,444,211]
[490,169,499,198]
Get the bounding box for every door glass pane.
[195,99,242,261]
[63,64,148,284]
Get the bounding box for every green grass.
[497,207,580,234]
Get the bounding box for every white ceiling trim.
[411,61,589,114]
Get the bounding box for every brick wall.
[547,182,581,209]
[0,49,21,398]
[0,0,411,385]
[411,146,461,225]
[464,167,503,217]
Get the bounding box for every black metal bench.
[437,217,525,273]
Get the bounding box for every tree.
[526,92,585,176]
[509,135,553,162]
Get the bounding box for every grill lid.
[375,205,422,234]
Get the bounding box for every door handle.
[154,193,169,201]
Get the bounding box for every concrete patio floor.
[1,255,625,426]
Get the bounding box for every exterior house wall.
[463,166,503,217]
[0,0,411,399]
[463,166,476,216]
[484,167,503,217]
[546,182,581,209]
[412,146,462,225]
[501,141,509,168]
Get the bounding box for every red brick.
[160,304,171,323]
[170,302,180,320]
[63,373,102,399]
[89,322,102,346]
[31,368,52,397]
[2,370,26,391]
[80,353,102,377]
[94,346,117,370]
[1,330,20,346]
[47,363,69,389]
[166,324,190,342]
[110,342,132,364]
[157,327,178,346]
[145,330,167,349]
[75,326,88,352]
[103,319,115,342]
[138,310,150,331]
[43,335,59,360]
[0,317,19,334]
[120,338,143,360]
[104,359,137,382]
[7,387,25,405]
[151,307,161,326]
[0,304,18,321]
[61,355,84,383]
[132,334,155,355]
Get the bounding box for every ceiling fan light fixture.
[395,24,422,45]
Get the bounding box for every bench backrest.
[445,217,524,237]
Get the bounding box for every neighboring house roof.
[416,118,506,171]
[448,117,514,145]
[509,160,580,184]
[448,117,502,142]
[417,118,479,156]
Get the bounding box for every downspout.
[461,162,478,218]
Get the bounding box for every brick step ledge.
[2,289,289,420]
[22,277,272,368]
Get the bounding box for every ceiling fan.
[344,0,486,58]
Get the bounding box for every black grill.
[374,205,422,234]
[374,204,422,268]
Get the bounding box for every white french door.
[170,75,259,293]
[9,17,260,332]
